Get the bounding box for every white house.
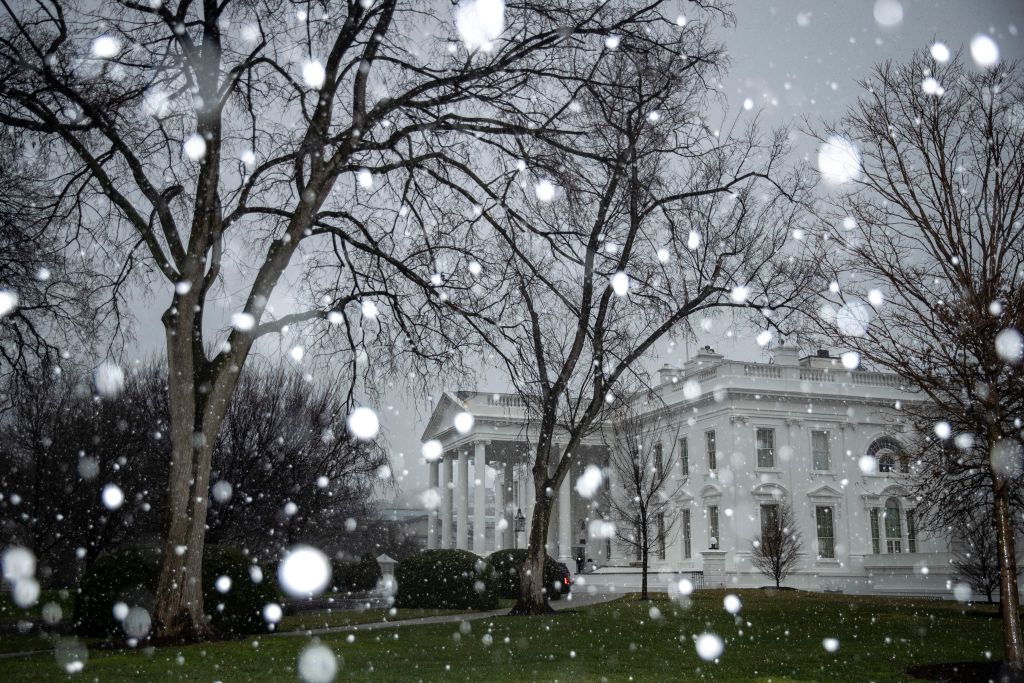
[420,344,955,596]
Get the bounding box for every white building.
[420,345,955,596]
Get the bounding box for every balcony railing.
[668,361,909,396]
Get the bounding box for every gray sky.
[385,0,1024,498]
[120,1,1024,501]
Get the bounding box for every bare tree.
[950,505,1024,606]
[206,362,390,561]
[954,510,1005,605]
[0,359,386,584]
[807,50,1024,667]
[750,501,802,589]
[605,401,682,600]
[0,1,672,639]
[0,127,109,400]
[0,364,170,585]
[431,7,813,614]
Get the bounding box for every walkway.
[275,590,619,637]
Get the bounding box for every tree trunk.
[151,298,242,643]
[641,544,649,601]
[153,308,212,641]
[510,497,554,615]
[993,482,1024,669]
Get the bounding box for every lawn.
[0,590,1006,681]
[276,599,516,632]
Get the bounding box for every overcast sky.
[119,1,1024,501]
[381,0,1024,499]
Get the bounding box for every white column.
[558,467,572,563]
[473,442,487,554]
[524,457,536,546]
[604,447,615,562]
[494,466,506,550]
[440,456,453,549]
[427,460,440,549]
[457,449,469,550]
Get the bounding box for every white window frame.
[815,505,836,559]
[755,427,775,469]
[811,430,831,471]
[705,430,717,471]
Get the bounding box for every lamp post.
[513,508,526,549]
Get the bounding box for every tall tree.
[750,500,802,589]
[0,127,108,401]
[808,51,1024,668]
[0,360,386,585]
[605,401,682,601]
[0,0,670,639]
[430,7,812,613]
[954,507,1008,605]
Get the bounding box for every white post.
[473,442,487,554]
[457,449,469,550]
[558,464,572,563]
[494,466,506,550]
[440,456,453,549]
[427,459,440,549]
[524,456,536,546]
[604,447,614,562]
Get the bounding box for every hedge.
[395,549,498,610]
[488,548,567,600]
[75,545,276,638]
[330,553,382,593]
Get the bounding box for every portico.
[420,391,612,565]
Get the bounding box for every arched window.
[868,437,908,474]
[884,498,903,553]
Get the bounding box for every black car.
[551,562,572,599]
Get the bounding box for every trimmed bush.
[488,549,566,600]
[331,553,382,593]
[75,545,276,638]
[396,549,498,610]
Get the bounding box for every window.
[654,442,664,480]
[870,508,881,554]
[756,428,775,468]
[760,503,779,537]
[812,430,831,471]
[906,509,917,553]
[682,509,692,559]
[657,513,666,560]
[706,430,717,471]
[708,505,719,549]
[816,506,836,559]
[885,499,903,553]
[869,437,907,474]
[679,437,689,477]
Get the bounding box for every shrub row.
[76,545,276,638]
[331,553,382,593]
[395,549,499,610]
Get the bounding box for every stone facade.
[421,345,955,596]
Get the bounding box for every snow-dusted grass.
[277,599,515,633]
[0,589,1005,681]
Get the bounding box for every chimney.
[816,349,830,358]
[658,364,681,386]
[772,343,800,367]
[685,345,724,369]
